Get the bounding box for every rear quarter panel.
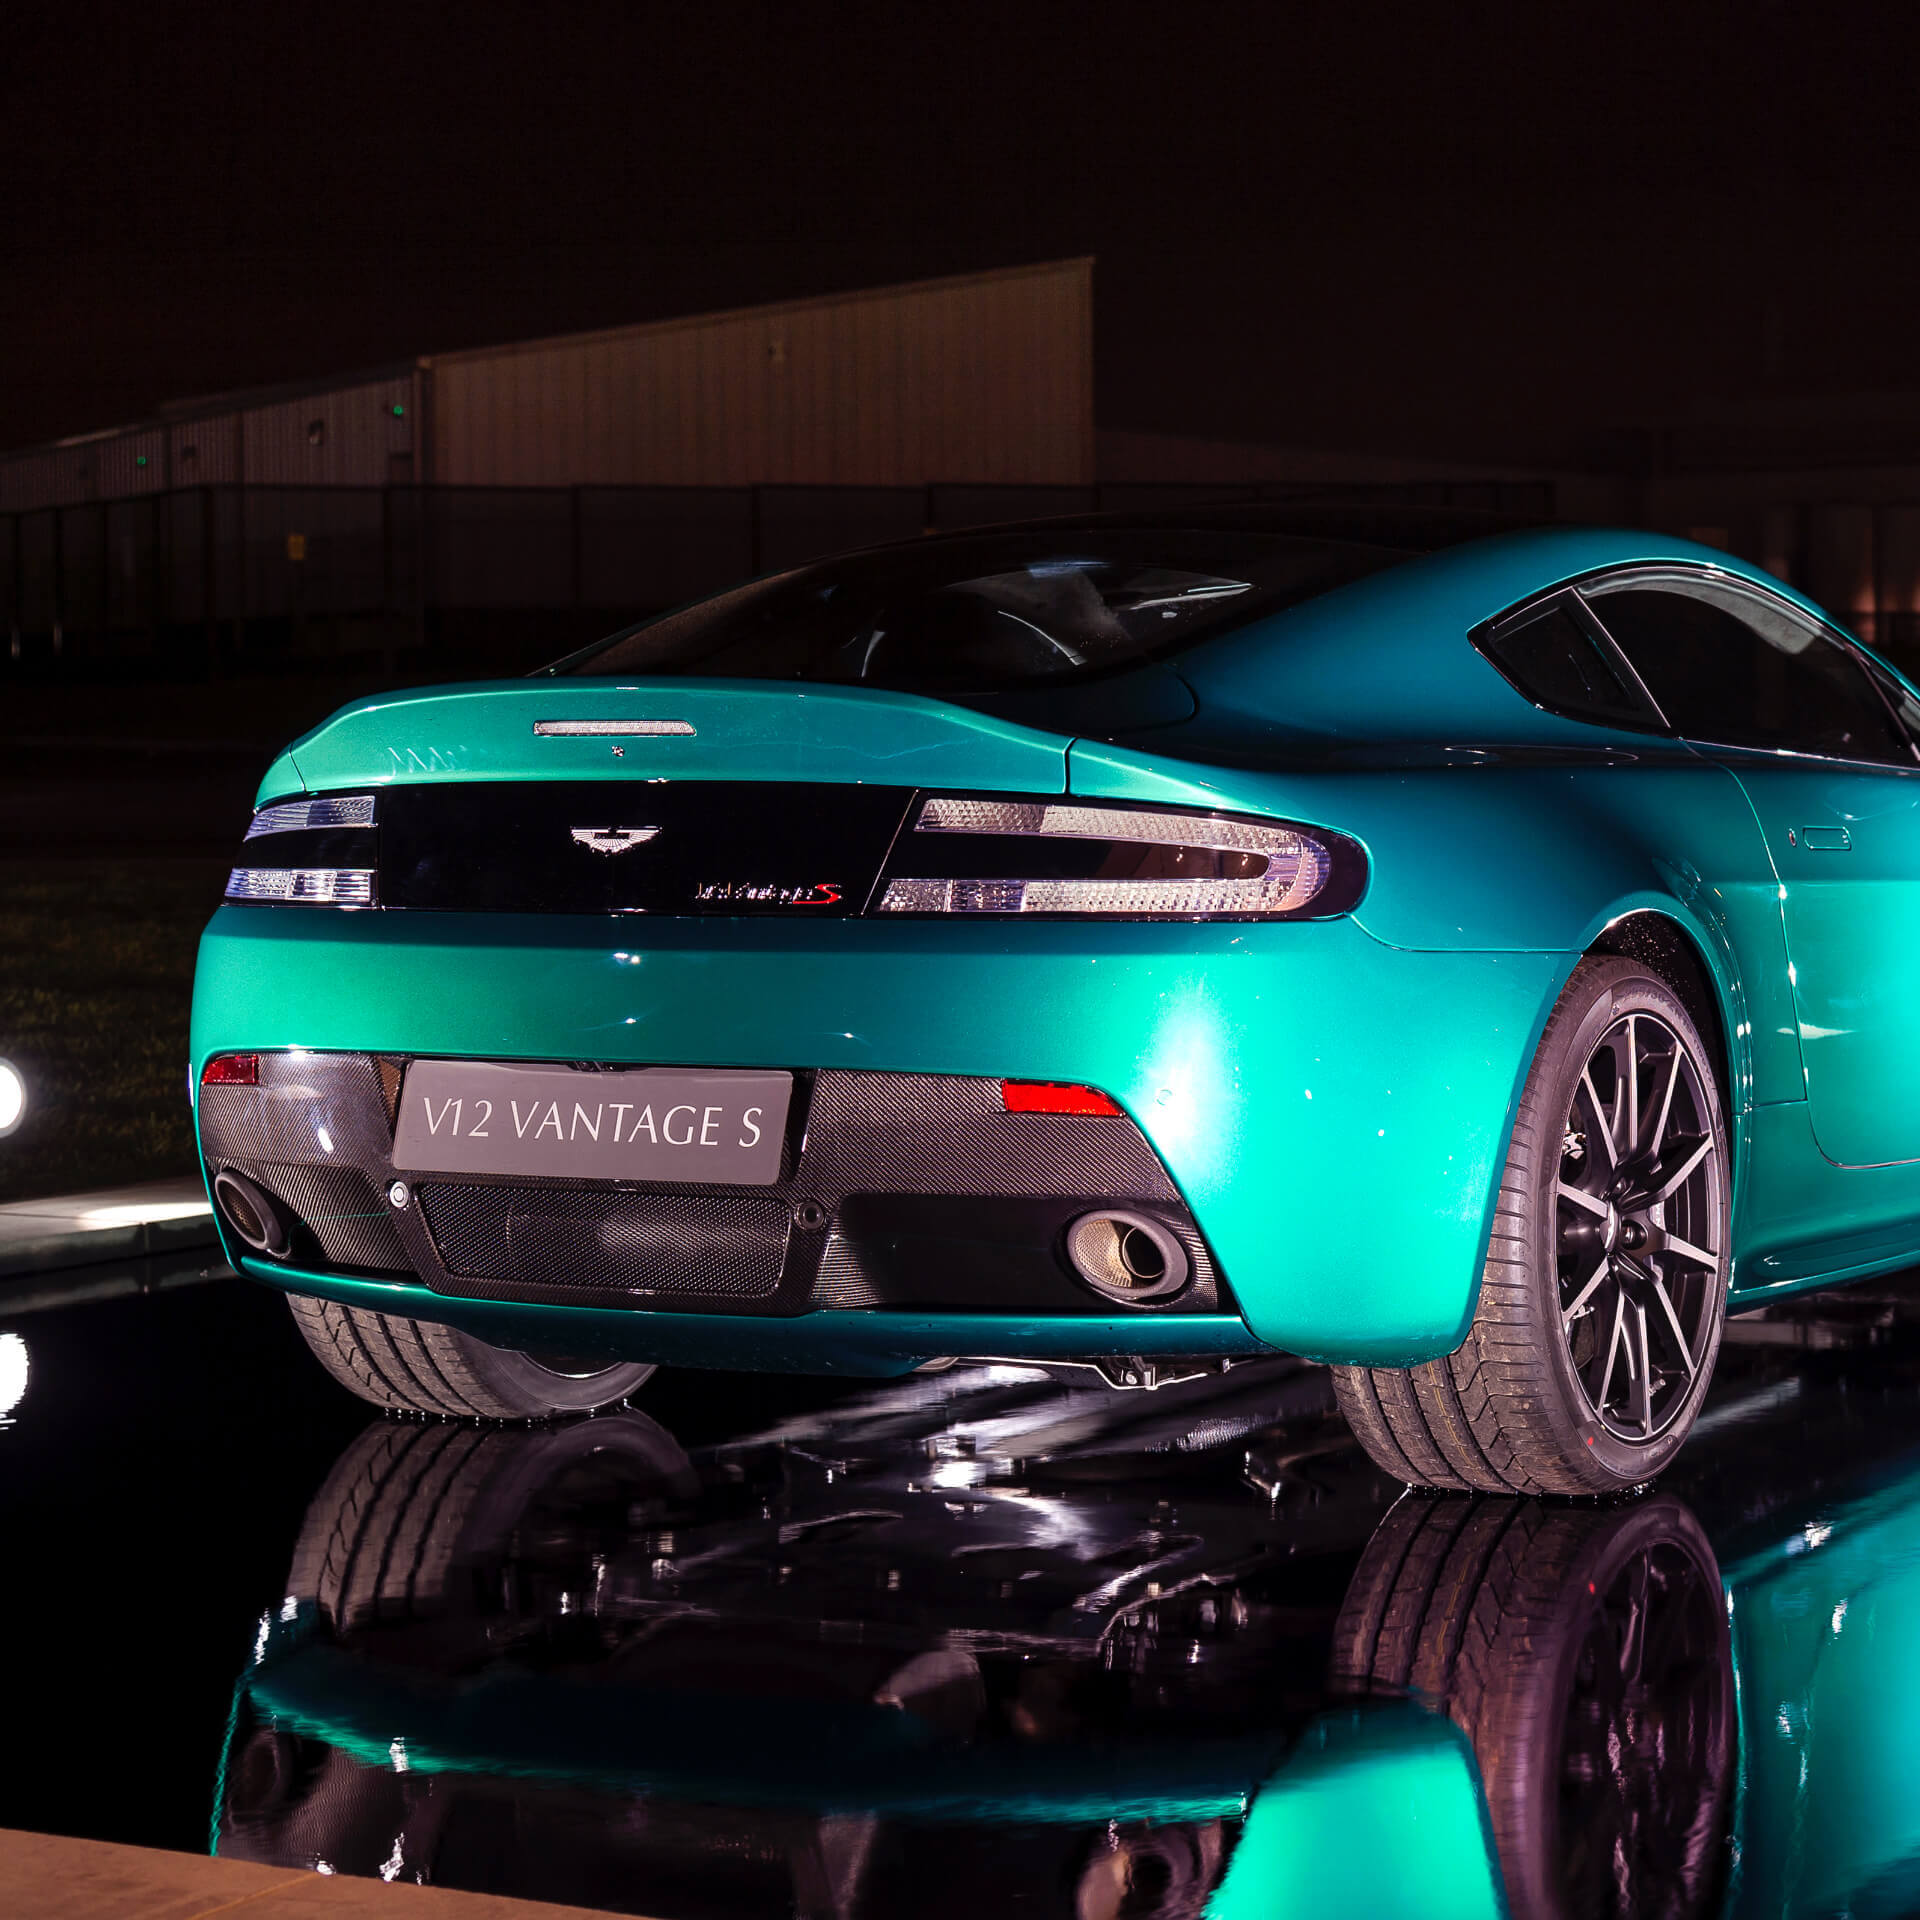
[1071,739,1817,1316]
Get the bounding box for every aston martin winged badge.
[570,826,661,854]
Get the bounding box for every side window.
[1473,598,1662,732]
[1860,650,1920,748]
[1585,578,1913,765]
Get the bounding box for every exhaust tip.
[1063,1209,1190,1306]
[213,1169,291,1258]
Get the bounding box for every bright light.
[0,1334,28,1420]
[0,1059,24,1137]
[76,1199,212,1230]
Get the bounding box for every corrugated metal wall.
[0,374,420,509]
[167,416,242,486]
[0,262,1091,507]
[425,259,1095,489]
[0,425,173,509]
[94,427,167,498]
[238,374,417,484]
[0,457,44,513]
[0,437,124,511]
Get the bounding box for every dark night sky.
[4,2,1919,467]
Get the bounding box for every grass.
[0,858,228,1204]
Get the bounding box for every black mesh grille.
[419,1184,790,1299]
[245,1162,409,1272]
[801,1071,1179,1199]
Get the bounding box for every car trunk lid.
[281,677,1072,797]
[260,678,1073,919]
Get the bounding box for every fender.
[1068,738,1798,1109]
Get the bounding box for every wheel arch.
[1584,908,1739,1126]
[1568,898,1754,1256]
[1452,896,1752,1365]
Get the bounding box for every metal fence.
[0,476,1557,679]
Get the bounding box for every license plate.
[392,1060,792,1185]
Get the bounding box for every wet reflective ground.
[6,1271,1920,1918]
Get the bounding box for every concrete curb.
[0,1176,220,1278]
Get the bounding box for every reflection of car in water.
[216,1357,1761,1918]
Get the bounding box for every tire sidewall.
[1523,959,1730,1488]
[453,1333,656,1415]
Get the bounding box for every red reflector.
[201,1053,260,1087]
[1000,1080,1123,1117]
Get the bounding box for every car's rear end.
[189,517,1567,1397]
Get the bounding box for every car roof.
[850,509,1820,639]
[1157,523,1842,749]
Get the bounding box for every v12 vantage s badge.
[693,881,843,906]
[392,1060,790,1184]
[198,512,1920,1500]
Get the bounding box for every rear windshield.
[546,529,1407,690]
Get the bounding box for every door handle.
[1800,826,1852,852]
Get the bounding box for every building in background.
[0,259,1097,510]
[65,257,1920,680]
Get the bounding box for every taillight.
[1001,1080,1123,1117]
[872,798,1365,920]
[225,869,375,904]
[227,791,378,908]
[201,1053,260,1086]
[243,795,376,838]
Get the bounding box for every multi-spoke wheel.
[1556,1008,1723,1446]
[1335,956,1731,1494]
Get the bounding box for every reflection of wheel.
[221,1411,695,1876]
[1074,1822,1225,1920]
[286,1293,656,1418]
[285,1408,694,1632]
[1334,958,1730,1493]
[1332,1493,1733,1920]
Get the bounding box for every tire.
[285,1292,656,1418]
[1330,1493,1734,1920]
[220,1411,693,1871]
[1334,956,1731,1495]
[283,1409,693,1631]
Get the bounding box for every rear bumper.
[192,906,1567,1364]
[237,1258,1270,1376]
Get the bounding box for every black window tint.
[548,530,1409,689]
[1589,584,1912,764]
[1476,601,1660,730]
[1860,650,1920,747]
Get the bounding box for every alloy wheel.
[1555,1012,1724,1442]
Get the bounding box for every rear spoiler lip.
[264,676,1076,808]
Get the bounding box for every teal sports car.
[189,506,1920,1493]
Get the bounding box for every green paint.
[196,523,1920,1368]
[196,904,1559,1366]
[1211,1710,1508,1920]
